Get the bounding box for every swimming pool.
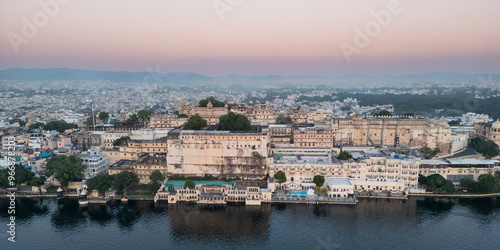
[291,191,308,195]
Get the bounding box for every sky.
[1,0,499,76]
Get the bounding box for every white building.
[80,150,108,178]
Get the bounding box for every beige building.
[178,100,229,125]
[269,151,419,189]
[474,120,500,146]
[166,128,269,179]
[105,137,168,164]
[293,127,334,148]
[108,153,167,183]
[102,131,130,149]
[330,115,452,154]
[419,159,500,183]
[149,114,188,128]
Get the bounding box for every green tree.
[473,138,500,159]
[276,114,292,124]
[419,146,441,159]
[86,173,114,195]
[184,180,195,189]
[313,175,325,187]
[473,174,500,193]
[45,156,85,188]
[274,170,287,183]
[218,112,253,131]
[113,171,139,193]
[28,122,45,132]
[9,119,26,127]
[183,115,207,130]
[113,136,130,146]
[199,97,225,107]
[150,170,164,183]
[44,120,77,133]
[137,110,153,122]
[98,112,110,123]
[459,177,474,189]
[0,165,34,188]
[420,174,455,194]
[337,151,353,161]
[147,181,162,194]
[374,110,392,116]
[448,120,461,126]
[127,114,139,123]
[177,113,188,118]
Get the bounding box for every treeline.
[28,120,78,133]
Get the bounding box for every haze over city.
[1,0,500,76]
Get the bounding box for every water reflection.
[416,198,454,213]
[88,204,114,225]
[51,198,86,228]
[457,197,500,216]
[116,201,142,229]
[0,198,49,221]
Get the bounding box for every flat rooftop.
[275,154,336,164]
[326,178,352,187]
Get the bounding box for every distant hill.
[0,68,498,83]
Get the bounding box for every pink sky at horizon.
[1,0,499,76]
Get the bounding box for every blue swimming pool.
[291,191,307,195]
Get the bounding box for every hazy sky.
[1,0,499,76]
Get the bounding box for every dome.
[492,119,500,129]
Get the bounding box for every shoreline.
[2,192,500,201]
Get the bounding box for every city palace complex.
[2,99,500,205]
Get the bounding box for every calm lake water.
[1,197,499,250]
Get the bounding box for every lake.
[1,197,499,249]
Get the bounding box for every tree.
[113,171,139,193]
[86,173,113,195]
[183,115,207,130]
[374,110,392,116]
[44,120,77,133]
[0,165,34,188]
[460,177,474,189]
[45,156,85,188]
[218,112,253,131]
[419,147,441,159]
[9,119,26,127]
[147,181,162,194]
[127,114,139,123]
[337,151,353,161]
[177,113,188,118]
[448,120,461,126]
[419,174,455,194]
[98,112,110,123]
[313,175,325,187]
[150,170,164,183]
[184,180,195,189]
[472,138,500,159]
[199,97,225,107]
[474,174,500,193]
[276,114,292,124]
[137,110,153,122]
[28,122,45,132]
[274,170,287,183]
[113,136,130,146]
[28,175,46,187]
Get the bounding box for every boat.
[121,196,129,203]
[79,190,88,206]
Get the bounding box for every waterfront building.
[108,153,167,183]
[419,159,500,184]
